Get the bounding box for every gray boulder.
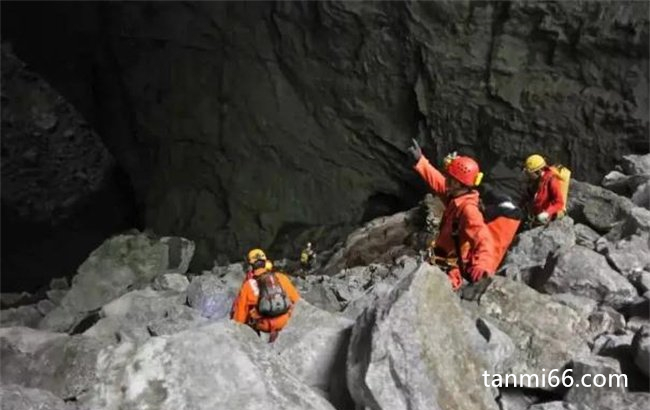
[632,181,650,210]
[478,277,589,388]
[573,224,601,250]
[320,209,419,276]
[152,273,190,292]
[569,181,650,240]
[601,171,650,199]
[347,262,498,410]
[550,293,598,321]
[0,327,108,400]
[502,217,576,275]
[564,355,624,404]
[39,233,195,332]
[186,274,238,319]
[0,384,74,410]
[621,154,650,176]
[0,305,42,328]
[82,321,336,410]
[568,392,650,410]
[601,233,650,279]
[83,288,189,343]
[274,300,354,409]
[631,325,650,377]
[540,246,638,309]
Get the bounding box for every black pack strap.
[451,217,466,278]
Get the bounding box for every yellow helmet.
[524,154,546,173]
[247,248,267,265]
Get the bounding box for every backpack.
[255,272,291,318]
[549,164,571,213]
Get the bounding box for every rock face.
[2,1,647,269]
[83,321,336,410]
[0,46,136,292]
[347,262,498,410]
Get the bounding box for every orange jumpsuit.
[527,167,565,219]
[231,268,300,333]
[414,156,497,286]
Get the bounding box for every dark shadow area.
[1,166,140,293]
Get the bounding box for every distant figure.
[408,140,496,291]
[522,154,569,226]
[300,242,316,271]
[231,248,300,342]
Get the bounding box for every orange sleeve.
[460,203,495,273]
[414,155,447,197]
[545,175,565,217]
[232,282,253,324]
[278,274,300,303]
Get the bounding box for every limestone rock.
[478,277,589,388]
[540,246,638,309]
[39,233,195,332]
[0,327,108,400]
[274,300,354,409]
[0,384,74,410]
[347,262,498,410]
[82,321,336,410]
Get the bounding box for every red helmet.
[446,156,483,187]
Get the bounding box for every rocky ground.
[2,156,649,410]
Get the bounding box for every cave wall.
[1,46,138,292]
[2,1,648,269]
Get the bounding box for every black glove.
[408,138,422,164]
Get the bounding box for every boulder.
[0,384,74,410]
[83,288,188,343]
[0,305,42,328]
[502,217,576,274]
[631,325,650,377]
[573,224,601,250]
[39,233,195,332]
[0,327,108,400]
[621,154,650,176]
[601,233,650,278]
[632,181,650,210]
[347,262,498,410]
[601,171,650,198]
[564,355,624,404]
[186,274,238,319]
[550,293,598,321]
[274,300,354,409]
[567,392,650,410]
[152,273,190,292]
[539,246,638,309]
[320,209,419,276]
[477,277,589,388]
[82,321,336,410]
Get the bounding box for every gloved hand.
[448,268,463,291]
[536,211,550,224]
[407,138,422,163]
[468,266,488,283]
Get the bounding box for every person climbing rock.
[521,154,568,226]
[299,242,316,271]
[231,248,300,342]
[408,139,496,291]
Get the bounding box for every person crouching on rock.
[521,154,566,226]
[232,248,300,342]
[408,139,496,291]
